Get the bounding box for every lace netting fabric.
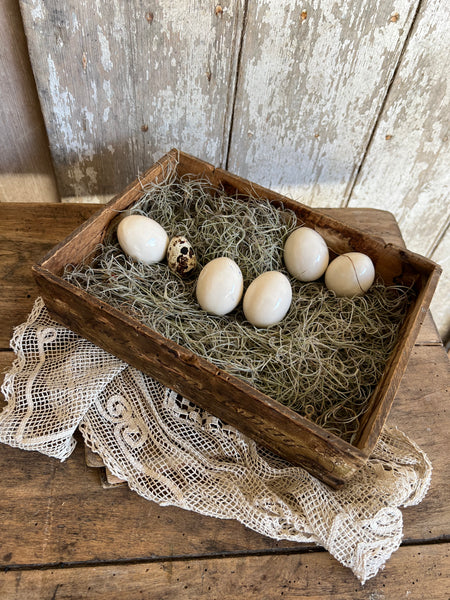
[0,298,431,583]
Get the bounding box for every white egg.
[325,252,375,297]
[284,227,329,281]
[196,257,244,316]
[243,271,292,328]
[117,215,169,264]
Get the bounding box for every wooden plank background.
[1,0,449,339]
[0,0,58,203]
[227,0,420,205]
[18,0,245,200]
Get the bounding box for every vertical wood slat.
[347,0,450,338]
[18,0,245,199]
[226,0,421,208]
[429,223,450,341]
[0,0,58,203]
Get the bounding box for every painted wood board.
[347,0,449,256]
[226,0,420,207]
[0,0,58,203]
[0,534,448,598]
[347,0,449,338]
[19,0,245,198]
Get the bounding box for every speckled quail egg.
[166,236,197,278]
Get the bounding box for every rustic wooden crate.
[32,149,441,488]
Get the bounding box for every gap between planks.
[0,544,448,600]
[342,0,425,208]
[2,537,449,573]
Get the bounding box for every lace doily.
[0,298,432,583]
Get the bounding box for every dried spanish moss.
[63,169,415,443]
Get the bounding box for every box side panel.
[354,264,442,449]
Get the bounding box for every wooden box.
[32,149,441,488]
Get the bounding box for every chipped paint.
[349,0,449,249]
[228,0,419,207]
[83,108,95,133]
[47,55,76,151]
[90,80,97,104]
[97,25,113,72]
[71,12,80,33]
[30,0,45,21]
[102,80,113,103]
[21,0,245,199]
[47,54,96,195]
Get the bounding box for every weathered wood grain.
[0,543,448,599]
[348,0,449,256]
[227,0,420,207]
[0,0,58,203]
[0,204,448,568]
[0,203,99,348]
[19,0,245,198]
[0,410,301,566]
[388,345,450,539]
[348,0,450,338]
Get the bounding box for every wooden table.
[0,204,449,599]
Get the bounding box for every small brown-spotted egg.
[166,236,197,277]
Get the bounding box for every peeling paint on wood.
[0,0,58,202]
[348,0,449,337]
[19,0,245,198]
[348,0,449,255]
[227,0,421,208]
